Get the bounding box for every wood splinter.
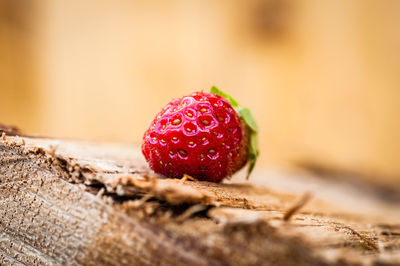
[283,192,312,221]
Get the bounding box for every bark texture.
[0,128,399,265]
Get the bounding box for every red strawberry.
[141,86,258,182]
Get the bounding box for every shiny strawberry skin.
[142,91,248,182]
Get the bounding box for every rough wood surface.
[0,129,399,265]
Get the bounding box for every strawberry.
[141,86,258,182]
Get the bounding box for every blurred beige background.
[1,0,400,186]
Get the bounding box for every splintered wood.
[0,131,399,265]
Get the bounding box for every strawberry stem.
[210,86,259,179]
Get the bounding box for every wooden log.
[0,128,399,265]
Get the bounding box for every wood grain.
[1,132,399,265]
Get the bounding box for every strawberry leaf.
[247,131,259,179]
[238,107,258,132]
[210,86,259,179]
[211,86,239,108]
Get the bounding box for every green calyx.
[210,86,259,179]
